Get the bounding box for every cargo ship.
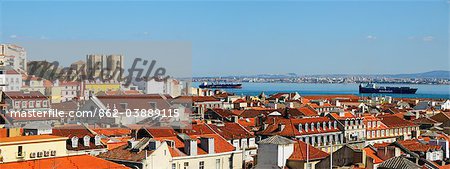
[359,83,417,94]
[199,82,242,89]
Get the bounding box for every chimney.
[200,137,215,154]
[148,139,161,150]
[128,140,138,149]
[184,138,197,156]
[263,123,268,130]
[278,123,285,131]
[232,116,238,123]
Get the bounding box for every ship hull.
[199,84,242,89]
[359,87,417,94]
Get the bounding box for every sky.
[0,0,449,76]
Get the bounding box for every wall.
[171,151,242,169]
[0,139,68,163]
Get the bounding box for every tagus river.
[192,82,450,99]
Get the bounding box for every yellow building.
[0,135,69,163]
[84,81,121,96]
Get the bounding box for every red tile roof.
[97,94,172,112]
[363,147,384,164]
[0,135,66,144]
[3,91,48,100]
[259,117,341,137]
[208,108,235,118]
[412,116,440,125]
[378,115,418,128]
[329,112,357,120]
[174,96,220,103]
[236,109,276,118]
[145,127,178,137]
[303,95,360,101]
[309,103,334,108]
[0,155,129,169]
[397,139,442,152]
[52,125,95,138]
[93,128,131,137]
[288,140,329,161]
[208,123,254,140]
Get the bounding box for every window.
[43,101,48,107]
[71,137,79,148]
[36,101,41,108]
[216,159,221,169]
[17,146,23,157]
[83,136,90,146]
[22,101,27,108]
[30,152,36,158]
[183,162,189,169]
[37,152,43,157]
[14,101,20,108]
[29,101,34,108]
[199,161,204,169]
[172,163,176,169]
[51,150,56,156]
[94,135,101,146]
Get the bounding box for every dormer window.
[328,121,332,129]
[305,123,309,132]
[71,136,79,148]
[83,136,90,147]
[368,121,372,128]
[316,123,320,131]
[322,122,326,130]
[298,124,303,132]
[334,121,337,128]
[311,123,314,131]
[94,135,101,146]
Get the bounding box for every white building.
[0,44,27,71]
[0,69,22,91]
[439,100,450,110]
[256,135,294,168]
[135,78,182,97]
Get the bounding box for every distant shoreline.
[192,80,450,85]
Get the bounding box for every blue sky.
[0,1,448,76]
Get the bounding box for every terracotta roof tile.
[208,123,254,140]
[288,140,329,161]
[0,155,129,169]
[378,115,418,128]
